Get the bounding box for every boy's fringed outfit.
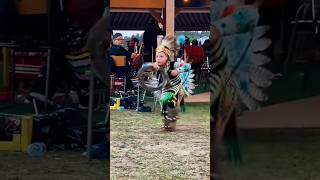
[138,36,195,129]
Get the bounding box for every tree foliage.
[123,31,209,46]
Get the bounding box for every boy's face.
[156,52,168,66]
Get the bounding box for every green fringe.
[181,104,186,113]
[161,92,176,107]
[224,137,242,165]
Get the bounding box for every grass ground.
[110,103,210,179]
[0,151,108,180]
[218,129,320,180]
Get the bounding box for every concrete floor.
[238,96,320,128]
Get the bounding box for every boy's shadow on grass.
[158,125,201,133]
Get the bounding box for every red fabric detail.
[185,45,205,64]
[114,79,125,86]
[222,5,237,17]
[131,55,142,70]
[14,73,37,80]
[0,86,11,102]
[63,0,104,26]
[14,55,46,80]
[15,56,46,66]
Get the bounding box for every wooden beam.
[111,0,165,9]
[176,7,210,14]
[15,0,48,14]
[165,0,175,36]
[111,8,162,13]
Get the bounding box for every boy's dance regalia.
[137,36,195,130]
[210,0,278,169]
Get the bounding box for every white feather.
[253,26,270,40]
[251,38,272,52]
[188,73,195,78]
[239,89,260,111]
[248,84,268,101]
[251,53,271,65]
[189,84,196,89]
[249,66,274,79]
[153,90,162,100]
[250,77,272,88]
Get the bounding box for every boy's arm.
[152,63,160,72]
[170,69,179,77]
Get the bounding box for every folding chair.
[286,0,320,65]
[285,0,320,90]
[199,56,210,85]
[110,55,127,93]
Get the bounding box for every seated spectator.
[109,33,139,90]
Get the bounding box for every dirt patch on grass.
[110,105,210,179]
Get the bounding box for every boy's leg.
[160,92,176,121]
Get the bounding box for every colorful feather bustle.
[210,0,276,165]
[175,62,196,96]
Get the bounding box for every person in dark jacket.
[109,33,139,90]
[142,19,165,62]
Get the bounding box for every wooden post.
[165,0,175,36]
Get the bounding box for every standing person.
[143,19,166,62]
[128,37,140,53]
[188,39,205,82]
[128,37,142,73]
[202,39,211,59]
[176,35,186,60]
[184,37,191,62]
